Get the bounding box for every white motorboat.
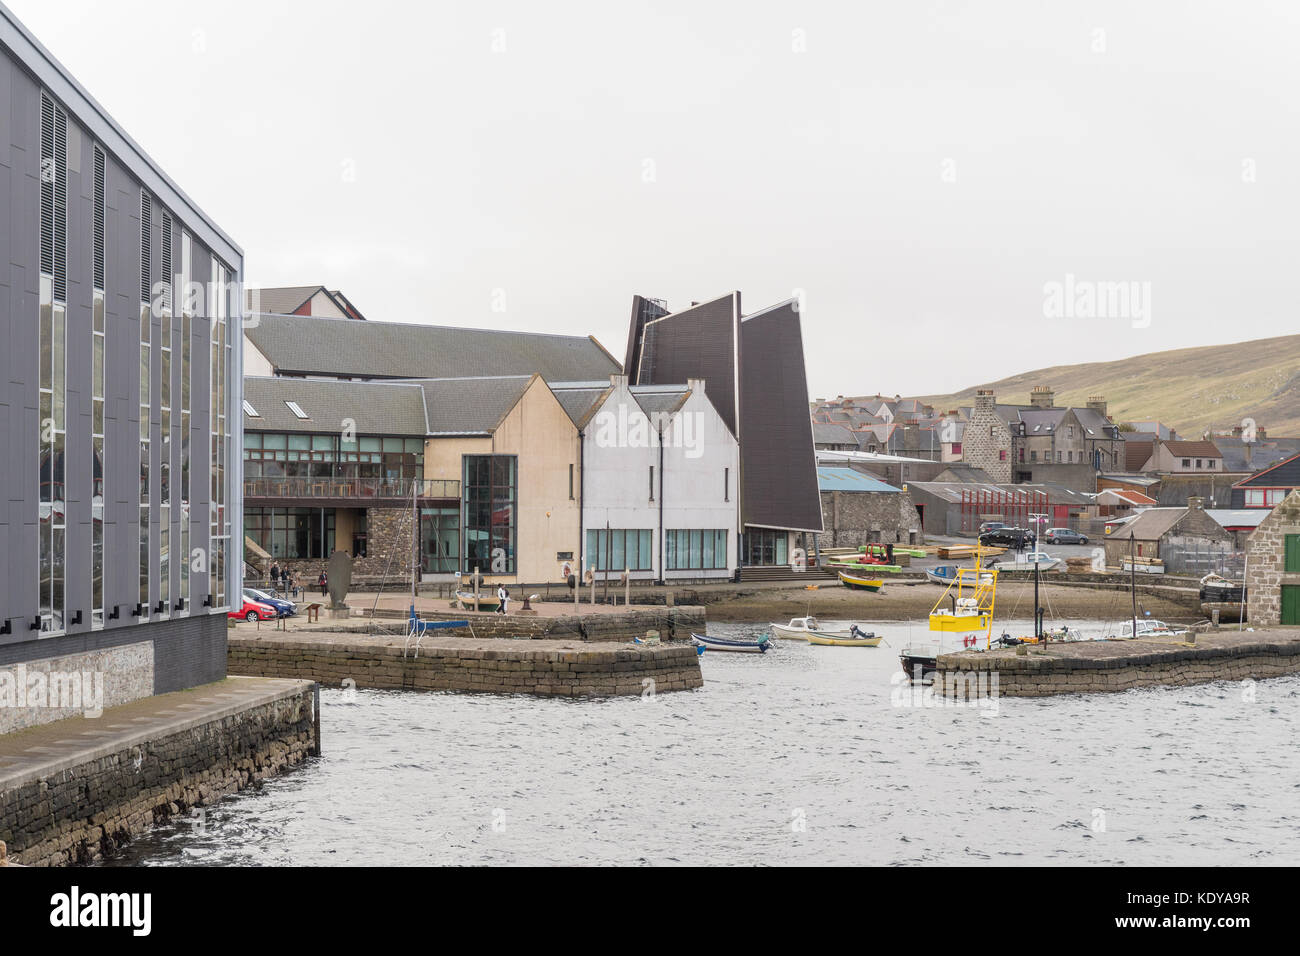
[770,616,861,641]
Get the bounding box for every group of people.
[268,562,301,598]
[266,562,329,600]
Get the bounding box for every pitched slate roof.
[813,423,858,445]
[631,384,692,418]
[411,376,536,435]
[1163,440,1223,458]
[550,385,611,427]
[244,285,324,316]
[245,313,622,382]
[242,377,428,435]
[1117,507,1195,541]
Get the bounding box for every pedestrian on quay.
[319,571,328,598]
[497,584,509,615]
[270,561,280,591]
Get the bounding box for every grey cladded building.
[1,4,243,730]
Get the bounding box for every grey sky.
[13,0,1299,397]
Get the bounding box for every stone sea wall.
[0,683,316,867]
[229,637,704,697]
[934,636,1300,698]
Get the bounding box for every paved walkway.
[0,676,313,791]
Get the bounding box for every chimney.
[1030,385,1054,409]
[1187,496,1204,511]
[686,377,706,394]
[1086,395,1108,419]
[974,389,996,415]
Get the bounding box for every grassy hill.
[915,334,1300,438]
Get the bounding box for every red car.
[229,597,277,623]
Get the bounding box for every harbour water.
[102,620,1300,866]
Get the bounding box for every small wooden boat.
[690,632,771,654]
[926,564,959,585]
[455,590,501,611]
[808,629,882,647]
[838,570,885,592]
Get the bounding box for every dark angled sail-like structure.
[626,292,823,567]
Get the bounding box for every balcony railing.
[243,477,460,500]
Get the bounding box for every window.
[1000,450,1008,461]
[39,92,68,634]
[420,507,459,572]
[285,401,308,420]
[952,443,962,455]
[139,191,152,618]
[179,231,193,613]
[210,258,231,609]
[244,508,336,559]
[463,455,516,574]
[568,463,574,500]
[1207,460,1216,469]
[666,530,728,571]
[91,145,106,629]
[724,467,730,502]
[1182,459,1191,468]
[587,529,654,571]
[158,211,172,619]
[243,400,259,418]
[649,466,655,501]
[1195,459,1203,469]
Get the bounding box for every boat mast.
[1130,531,1137,637]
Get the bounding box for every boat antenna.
[1130,531,1137,638]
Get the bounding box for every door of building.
[1282,585,1300,625]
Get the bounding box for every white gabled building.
[554,375,740,583]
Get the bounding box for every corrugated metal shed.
[816,468,901,493]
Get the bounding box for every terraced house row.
[240,293,821,587]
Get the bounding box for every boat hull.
[928,613,992,632]
[691,633,770,654]
[455,591,501,611]
[808,634,882,647]
[899,654,936,681]
[838,571,884,592]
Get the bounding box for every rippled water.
[103,620,1300,866]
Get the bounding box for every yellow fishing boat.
[808,632,882,647]
[900,551,999,679]
[837,570,884,592]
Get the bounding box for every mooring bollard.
[1212,608,1220,629]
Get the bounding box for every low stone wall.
[229,636,703,697]
[934,631,1300,698]
[0,682,317,867]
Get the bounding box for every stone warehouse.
[1245,489,1300,626]
[815,467,922,548]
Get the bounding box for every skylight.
[285,401,309,419]
[242,400,259,417]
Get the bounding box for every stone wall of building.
[1246,491,1300,626]
[818,489,923,548]
[0,682,316,866]
[0,642,154,735]
[229,637,704,697]
[963,390,1012,483]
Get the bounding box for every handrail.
[243,477,459,499]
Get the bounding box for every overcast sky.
[12,0,1299,397]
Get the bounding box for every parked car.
[1043,528,1088,545]
[979,521,1008,535]
[229,597,277,623]
[979,527,1036,549]
[244,588,296,617]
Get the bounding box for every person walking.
[270,561,281,592]
[319,571,328,598]
[496,584,509,615]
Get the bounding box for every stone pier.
[0,677,317,866]
[933,629,1300,698]
[229,633,704,697]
